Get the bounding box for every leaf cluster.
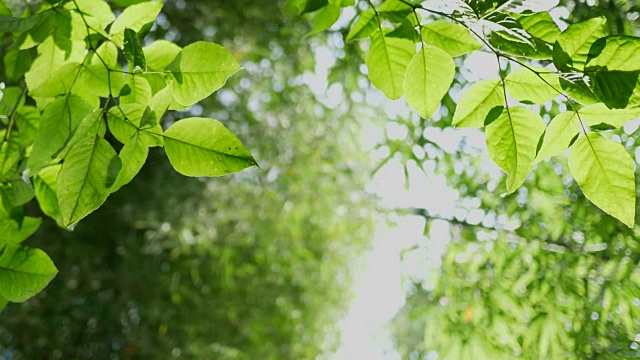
[300,0,640,228]
[0,0,257,308]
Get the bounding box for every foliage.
[293,0,640,228]
[0,0,257,307]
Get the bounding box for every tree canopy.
[3,0,640,358]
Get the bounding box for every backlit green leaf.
[452,79,504,127]
[345,10,376,41]
[535,111,579,162]
[365,30,414,100]
[568,134,635,227]
[28,95,94,175]
[579,103,640,128]
[486,106,545,193]
[403,45,455,119]
[585,36,640,72]
[34,165,64,227]
[553,16,608,71]
[166,41,241,106]
[421,21,481,57]
[505,67,560,104]
[123,28,147,71]
[24,37,84,94]
[57,135,122,226]
[308,4,340,35]
[109,0,163,46]
[516,12,561,43]
[0,242,57,302]
[589,70,639,109]
[164,117,257,177]
[107,104,163,147]
[111,133,149,192]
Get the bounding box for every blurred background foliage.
[0,0,376,359]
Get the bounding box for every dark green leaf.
[123,28,147,72]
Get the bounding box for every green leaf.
[536,104,640,162]
[123,28,147,71]
[164,117,257,177]
[166,41,241,107]
[365,30,414,100]
[0,13,47,33]
[120,75,152,106]
[66,0,114,39]
[0,142,22,182]
[144,40,181,71]
[421,21,481,57]
[111,133,149,192]
[29,62,82,99]
[516,12,561,44]
[0,217,41,244]
[378,0,412,23]
[109,0,163,46]
[535,111,579,162]
[568,134,636,227]
[559,74,600,105]
[346,10,376,41]
[107,104,164,147]
[0,243,57,302]
[579,103,640,128]
[485,106,545,193]
[90,41,119,68]
[481,12,534,46]
[585,35,640,72]
[0,87,24,115]
[553,16,608,71]
[34,165,64,227]
[403,45,455,119]
[308,4,340,35]
[452,79,504,127]
[75,64,127,98]
[57,135,122,227]
[590,70,639,109]
[505,67,560,104]
[3,49,32,81]
[24,36,84,94]
[489,32,552,59]
[28,95,94,176]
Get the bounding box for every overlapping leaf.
[421,21,482,57]
[553,16,608,71]
[505,67,561,104]
[164,117,257,177]
[568,134,635,227]
[453,79,504,127]
[485,106,545,193]
[365,30,414,100]
[403,45,455,119]
[166,42,241,106]
[57,133,121,227]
